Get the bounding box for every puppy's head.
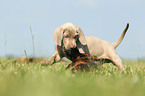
[62,28,79,50]
[53,23,87,50]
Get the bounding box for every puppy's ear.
[77,27,87,45]
[53,27,63,46]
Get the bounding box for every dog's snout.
[70,45,75,48]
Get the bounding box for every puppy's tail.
[112,23,129,49]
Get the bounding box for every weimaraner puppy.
[44,23,129,71]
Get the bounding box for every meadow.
[0,58,145,96]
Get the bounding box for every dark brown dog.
[65,48,112,71]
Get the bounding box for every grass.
[0,58,145,96]
[30,26,35,58]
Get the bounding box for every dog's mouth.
[65,48,79,55]
[64,48,81,59]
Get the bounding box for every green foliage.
[0,58,145,96]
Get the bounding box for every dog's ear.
[53,27,63,46]
[77,27,87,45]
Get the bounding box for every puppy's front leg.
[41,51,62,66]
[49,51,62,65]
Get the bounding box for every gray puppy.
[44,23,129,71]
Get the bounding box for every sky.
[0,0,145,59]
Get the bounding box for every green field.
[0,58,145,96]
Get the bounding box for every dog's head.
[53,23,87,50]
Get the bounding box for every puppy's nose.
[70,45,75,48]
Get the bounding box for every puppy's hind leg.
[109,53,126,72]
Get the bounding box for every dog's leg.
[48,51,62,65]
[109,53,126,72]
[41,45,63,66]
[41,51,62,66]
